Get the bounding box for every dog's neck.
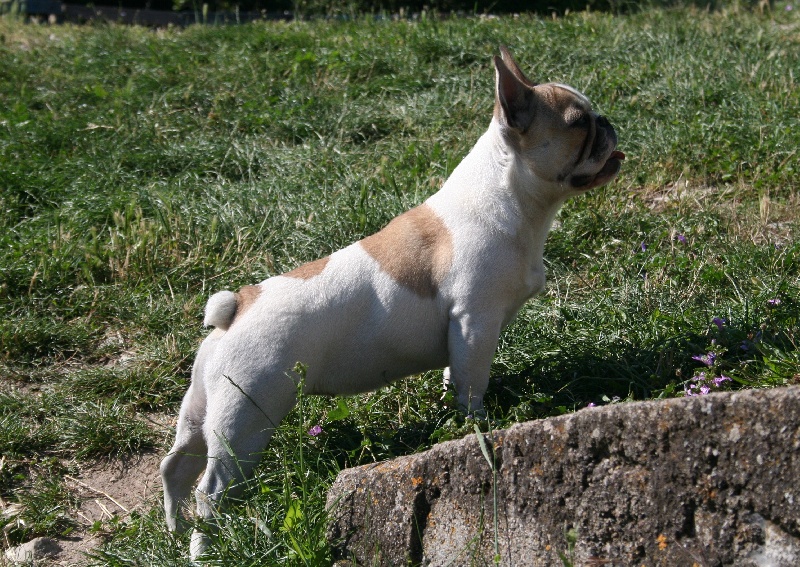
[432,119,567,259]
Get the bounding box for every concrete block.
[327,386,800,566]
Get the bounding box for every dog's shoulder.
[359,204,453,298]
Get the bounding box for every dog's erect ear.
[494,53,536,132]
[499,46,537,88]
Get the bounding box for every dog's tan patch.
[284,256,330,280]
[360,204,452,298]
[234,285,262,319]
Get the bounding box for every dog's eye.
[570,114,591,128]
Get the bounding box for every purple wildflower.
[691,353,716,367]
[713,375,731,387]
[587,402,596,408]
[712,317,725,331]
[767,298,781,307]
[684,384,697,397]
[640,241,647,252]
[675,233,687,244]
[308,425,323,437]
[699,385,711,395]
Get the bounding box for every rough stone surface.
[5,537,62,564]
[327,386,800,566]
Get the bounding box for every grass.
[1,4,798,564]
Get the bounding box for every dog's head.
[493,47,624,193]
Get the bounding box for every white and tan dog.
[161,47,624,558]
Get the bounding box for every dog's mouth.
[571,150,625,190]
[596,149,626,184]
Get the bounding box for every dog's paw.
[465,408,488,421]
[441,367,453,400]
[189,530,211,563]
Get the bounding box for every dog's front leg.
[447,314,503,416]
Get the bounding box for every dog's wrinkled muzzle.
[570,148,625,190]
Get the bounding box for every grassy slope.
[0,7,798,563]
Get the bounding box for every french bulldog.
[161,46,624,559]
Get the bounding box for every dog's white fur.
[161,47,623,559]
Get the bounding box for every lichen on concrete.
[327,386,800,566]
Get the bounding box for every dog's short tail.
[204,290,238,331]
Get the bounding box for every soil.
[51,451,164,566]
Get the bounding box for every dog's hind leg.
[161,329,224,533]
[161,381,207,532]
[189,373,298,559]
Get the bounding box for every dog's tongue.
[610,150,626,161]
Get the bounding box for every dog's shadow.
[314,338,693,469]
[314,314,797,469]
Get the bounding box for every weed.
[558,527,578,567]
[474,422,500,564]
